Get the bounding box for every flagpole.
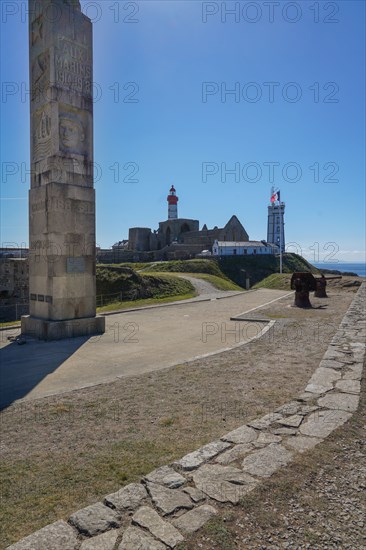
[279,203,283,274]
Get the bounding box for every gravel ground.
[0,285,360,548]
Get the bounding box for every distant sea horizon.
[313,262,366,277]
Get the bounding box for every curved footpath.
[6,282,365,549]
[0,288,287,408]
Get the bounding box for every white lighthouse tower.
[167,185,179,219]
[267,188,285,253]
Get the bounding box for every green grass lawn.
[143,271,243,292]
[252,273,292,290]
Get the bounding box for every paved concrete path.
[0,289,290,408]
[174,275,241,299]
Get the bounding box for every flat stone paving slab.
[335,379,361,394]
[146,483,193,516]
[144,465,186,489]
[80,529,119,549]
[283,435,323,454]
[172,505,217,534]
[318,393,360,412]
[173,440,230,471]
[299,409,352,439]
[192,464,257,504]
[319,359,350,370]
[305,367,341,394]
[276,414,304,428]
[69,502,120,536]
[181,486,206,503]
[6,520,78,550]
[323,349,354,362]
[104,483,148,511]
[132,506,183,548]
[118,526,167,549]
[253,433,282,447]
[342,364,364,380]
[216,443,254,464]
[241,444,293,478]
[221,425,258,444]
[248,413,283,430]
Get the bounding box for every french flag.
[270,190,280,203]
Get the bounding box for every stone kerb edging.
[7,284,365,550]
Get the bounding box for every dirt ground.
[183,374,366,550]
[0,283,360,548]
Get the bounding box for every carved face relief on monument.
[59,116,85,152]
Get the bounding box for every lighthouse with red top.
[167,185,179,220]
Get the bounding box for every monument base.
[21,315,105,341]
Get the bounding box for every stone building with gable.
[123,186,249,259]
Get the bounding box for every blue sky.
[1,0,365,262]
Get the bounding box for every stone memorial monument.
[21,0,105,339]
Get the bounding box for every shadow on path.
[0,335,90,410]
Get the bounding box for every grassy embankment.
[96,259,244,312]
[96,266,197,312]
[141,261,243,292]
[218,253,319,287]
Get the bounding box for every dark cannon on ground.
[290,272,342,308]
[314,273,342,298]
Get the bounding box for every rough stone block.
[69,502,120,536]
[335,379,361,394]
[118,526,166,549]
[241,444,293,478]
[284,435,323,453]
[144,465,186,489]
[299,409,352,439]
[6,520,78,550]
[276,414,304,428]
[172,505,217,534]
[192,464,257,504]
[253,432,282,447]
[319,359,347,370]
[216,443,254,464]
[146,482,193,516]
[248,413,283,430]
[342,364,363,380]
[182,486,206,503]
[221,425,258,445]
[132,506,184,548]
[104,483,148,511]
[318,392,359,412]
[305,367,341,394]
[80,530,118,549]
[173,440,230,471]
